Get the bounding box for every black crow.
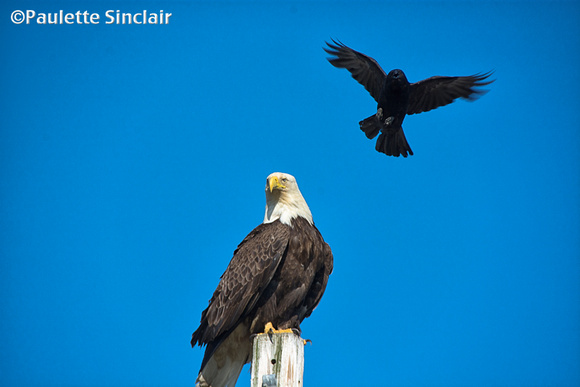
[324,40,494,157]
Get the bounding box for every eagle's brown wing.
[191,221,289,346]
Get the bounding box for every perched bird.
[324,40,494,157]
[191,172,333,387]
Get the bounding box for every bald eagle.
[191,172,333,387]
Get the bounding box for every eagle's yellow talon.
[260,322,294,335]
[263,322,275,334]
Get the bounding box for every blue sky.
[1,1,579,386]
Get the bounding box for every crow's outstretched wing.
[407,72,494,115]
[324,40,386,103]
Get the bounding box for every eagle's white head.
[263,172,313,226]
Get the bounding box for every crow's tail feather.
[375,128,413,157]
[359,115,381,139]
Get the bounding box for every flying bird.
[324,40,494,157]
[191,172,333,387]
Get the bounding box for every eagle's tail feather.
[375,128,413,157]
[359,114,381,139]
[196,322,251,387]
[196,357,245,387]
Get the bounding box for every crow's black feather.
[325,41,494,157]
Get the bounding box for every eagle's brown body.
[191,173,333,387]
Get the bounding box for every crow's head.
[387,69,408,84]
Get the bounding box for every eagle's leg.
[250,322,298,343]
[262,322,294,335]
[261,322,295,343]
[384,116,394,126]
[376,107,383,120]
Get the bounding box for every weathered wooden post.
[251,332,304,387]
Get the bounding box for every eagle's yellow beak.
[268,176,285,192]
